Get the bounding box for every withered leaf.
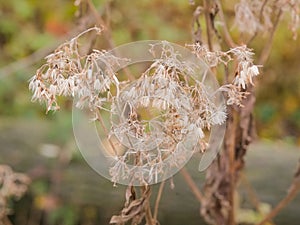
[110,186,151,224]
[125,185,136,207]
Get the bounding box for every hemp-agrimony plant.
[29,26,261,225]
[29,26,260,186]
[28,0,300,224]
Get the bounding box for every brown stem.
[240,173,261,211]
[153,180,165,222]
[203,0,213,51]
[226,109,238,225]
[256,184,300,225]
[258,9,282,65]
[224,64,229,84]
[95,109,118,156]
[215,0,236,48]
[86,0,112,44]
[259,0,269,22]
[180,168,204,204]
[142,186,155,225]
[85,0,135,81]
[247,0,269,44]
[145,203,155,225]
[105,1,112,32]
[257,160,300,225]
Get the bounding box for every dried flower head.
[30,33,228,185]
[108,43,226,184]
[188,43,261,106]
[234,0,273,35]
[29,26,126,113]
[228,45,260,89]
[187,42,232,67]
[30,25,261,185]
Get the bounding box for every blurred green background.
[0,1,300,225]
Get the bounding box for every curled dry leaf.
[110,187,151,224]
[125,186,136,207]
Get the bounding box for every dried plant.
[190,1,300,225]
[28,27,126,113]
[234,0,273,35]
[28,0,300,224]
[234,0,300,40]
[0,165,30,225]
[29,26,261,187]
[110,186,151,224]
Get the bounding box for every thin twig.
[153,180,165,222]
[258,9,282,64]
[180,168,204,204]
[256,184,300,225]
[86,0,107,33]
[192,6,203,43]
[256,160,300,225]
[95,109,118,156]
[247,0,269,44]
[85,0,135,81]
[86,0,114,50]
[240,173,261,211]
[215,0,236,48]
[203,0,213,51]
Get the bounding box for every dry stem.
[203,0,214,51]
[142,186,155,225]
[258,9,282,64]
[85,0,135,81]
[257,160,300,225]
[247,0,270,44]
[153,180,165,222]
[226,109,238,225]
[240,173,261,211]
[216,0,236,48]
[256,184,300,225]
[180,168,204,204]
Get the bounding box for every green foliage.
[0,0,76,62]
[0,0,76,118]
[254,21,300,141]
[48,205,79,225]
[31,180,50,196]
[46,111,73,145]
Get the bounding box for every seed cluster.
[29,28,260,185]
